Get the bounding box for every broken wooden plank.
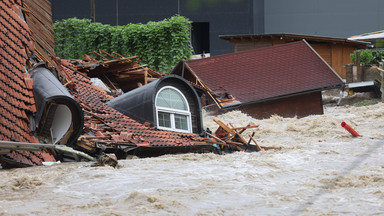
[205,138,229,146]
[144,68,148,84]
[247,132,255,145]
[206,132,227,145]
[235,131,248,144]
[226,141,244,146]
[213,119,236,135]
[249,135,262,151]
[99,49,115,58]
[232,125,259,130]
[91,50,109,60]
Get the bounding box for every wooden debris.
[206,119,279,153]
[74,50,164,92]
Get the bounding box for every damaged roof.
[1,0,211,166]
[74,51,164,93]
[57,59,207,155]
[172,40,344,108]
[0,0,55,167]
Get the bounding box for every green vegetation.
[53,16,193,73]
[350,49,374,65]
[353,99,380,107]
[350,49,384,66]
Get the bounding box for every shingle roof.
[0,0,55,167]
[183,40,344,107]
[57,59,207,154]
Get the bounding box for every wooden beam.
[232,125,259,130]
[213,119,235,135]
[249,136,262,151]
[99,49,115,58]
[144,68,148,84]
[206,132,227,145]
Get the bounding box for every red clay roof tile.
[58,59,205,149]
[0,0,56,167]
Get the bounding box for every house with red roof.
[172,40,344,119]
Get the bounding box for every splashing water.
[0,100,383,215]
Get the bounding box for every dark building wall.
[265,0,384,37]
[50,0,264,56]
[50,1,90,20]
[179,0,263,55]
[50,0,381,56]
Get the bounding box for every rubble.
[205,119,280,153]
[92,153,118,168]
[73,50,164,93]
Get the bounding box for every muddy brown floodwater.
[0,93,383,215]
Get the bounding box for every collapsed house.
[0,0,213,168]
[172,40,344,119]
[57,57,211,159]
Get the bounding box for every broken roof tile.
[0,0,56,167]
[58,58,206,150]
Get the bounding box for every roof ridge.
[187,40,307,63]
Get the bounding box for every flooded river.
[0,94,383,215]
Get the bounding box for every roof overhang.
[220,33,369,47]
[221,83,345,109]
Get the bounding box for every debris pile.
[205,119,280,153]
[93,153,118,168]
[56,58,211,159]
[72,50,163,93]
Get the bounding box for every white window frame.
[155,86,192,133]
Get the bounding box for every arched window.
[155,86,192,133]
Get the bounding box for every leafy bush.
[350,49,374,65]
[371,50,384,65]
[54,16,193,73]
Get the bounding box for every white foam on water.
[1,102,384,215]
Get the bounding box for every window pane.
[158,112,171,128]
[174,114,188,130]
[156,88,187,110]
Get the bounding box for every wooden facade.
[238,92,323,119]
[221,34,367,79]
[201,91,324,119]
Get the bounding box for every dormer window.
[155,86,192,133]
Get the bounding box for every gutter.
[0,140,95,161]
